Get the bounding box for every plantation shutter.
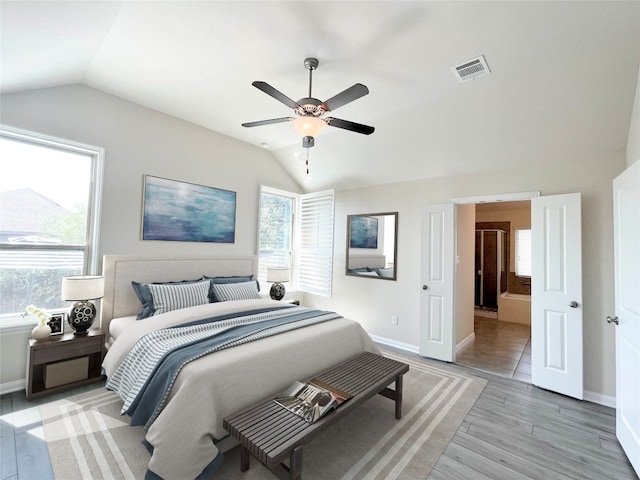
[296,189,335,297]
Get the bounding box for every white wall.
[0,84,301,388]
[304,151,626,400]
[627,63,640,167]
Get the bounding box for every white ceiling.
[2,1,639,192]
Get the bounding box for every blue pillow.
[132,278,206,319]
[203,275,259,301]
[211,280,261,302]
[148,279,211,316]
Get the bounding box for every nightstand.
[26,329,105,400]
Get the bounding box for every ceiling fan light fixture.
[292,115,327,137]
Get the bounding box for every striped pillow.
[211,280,261,302]
[148,279,211,316]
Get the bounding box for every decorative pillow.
[211,280,261,302]
[148,279,212,316]
[204,275,259,301]
[348,267,371,274]
[132,278,204,319]
[356,270,380,277]
[377,268,394,278]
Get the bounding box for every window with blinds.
[515,228,532,277]
[296,190,335,297]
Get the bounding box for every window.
[258,187,295,283]
[515,228,532,277]
[0,126,103,328]
[258,187,335,297]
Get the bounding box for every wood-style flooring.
[1,355,637,480]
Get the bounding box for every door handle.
[569,301,579,308]
[606,316,619,325]
[422,285,428,290]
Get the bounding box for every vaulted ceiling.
[2,1,639,191]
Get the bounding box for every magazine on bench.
[274,379,352,424]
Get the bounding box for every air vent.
[452,55,491,83]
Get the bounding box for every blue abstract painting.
[350,216,378,249]
[142,175,236,243]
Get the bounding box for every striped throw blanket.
[107,306,341,428]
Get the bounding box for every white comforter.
[102,299,379,480]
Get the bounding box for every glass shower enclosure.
[475,229,507,310]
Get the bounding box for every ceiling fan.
[242,58,375,149]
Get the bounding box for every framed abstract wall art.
[142,175,236,243]
[349,215,378,249]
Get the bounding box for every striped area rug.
[40,351,486,480]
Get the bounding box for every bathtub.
[498,292,531,325]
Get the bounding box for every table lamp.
[266,267,290,301]
[61,275,105,335]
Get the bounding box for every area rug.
[40,351,486,480]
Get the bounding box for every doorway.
[456,201,532,382]
[420,192,584,399]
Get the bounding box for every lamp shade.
[292,116,327,137]
[266,267,290,283]
[61,276,105,301]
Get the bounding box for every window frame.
[0,125,104,331]
[258,186,335,298]
[257,186,296,287]
[514,227,532,278]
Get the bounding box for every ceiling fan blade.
[322,83,369,112]
[326,117,375,135]
[252,81,301,110]
[242,117,293,128]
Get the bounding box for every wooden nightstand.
[26,329,105,400]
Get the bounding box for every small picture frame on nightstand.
[48,313,65,335]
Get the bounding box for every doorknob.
[422,285,428,290]
[606,316,619,325]
[569,301,579,308]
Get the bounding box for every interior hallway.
[456,316,531,383]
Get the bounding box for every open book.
[274,378,352,424]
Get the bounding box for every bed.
[100,255,379,480]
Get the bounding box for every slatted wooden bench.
[223,351,410,480]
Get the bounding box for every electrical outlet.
[391,315,398,325]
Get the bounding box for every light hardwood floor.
[1,355,637,480]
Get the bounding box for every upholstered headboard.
[348,254,386,270]
[100,255,259,336]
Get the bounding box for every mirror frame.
[345,212,398,281]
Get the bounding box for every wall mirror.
[346,212,398,281]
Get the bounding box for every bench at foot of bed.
[223,351,410,480]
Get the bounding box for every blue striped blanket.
[106,305,341,428]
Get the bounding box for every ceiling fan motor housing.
[296,98,325,117]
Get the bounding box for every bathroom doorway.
[456,201,532,382]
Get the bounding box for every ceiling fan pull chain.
[306,150,310,175]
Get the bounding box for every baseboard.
[584,389,616,408]
[0,379,25,396]
[368,334,419,354]
[456,332,475,353]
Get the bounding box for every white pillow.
[378,268,394,278]
[211,280,261,302]
[148,279,211,316]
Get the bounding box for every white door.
[531,193,583,399]
[420,203,455,362]
[612,161,640,474]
